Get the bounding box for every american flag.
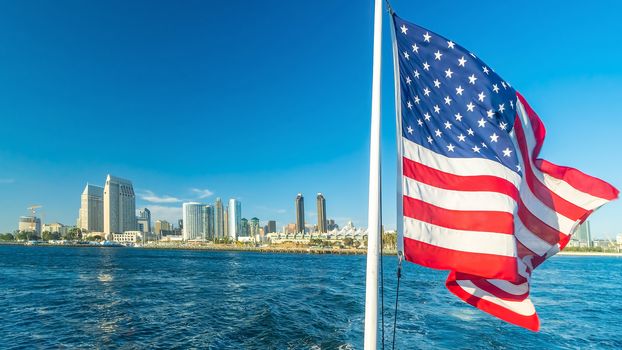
[392,13,619,331]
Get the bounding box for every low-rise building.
[41,222,71,236]
[111,231,142,243]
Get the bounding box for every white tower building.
[182,202,204,241]
[103,175,136,234]
[228,198,241,241]
[78,184,104,232]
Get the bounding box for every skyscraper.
[249,217,260,238]
[103,175,136,234]
[224,204,229,238]
[240,218,249,237]
[137,208,151,234]
[316,193,327,233]
[182,202,204,240]
[78,184,104,232]
[267,220,277,234]
[295,193,305,233]
[228,198,241,240]
[203,205,214,240]
[214,198,224,238]
[574,221,593,247]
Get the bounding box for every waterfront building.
[327,219,339,231]
[240,218,249,237]
[182,202,204,241]
[41,222,70,236]
[617,233,622,246]
[249,217,260,238]
[78,184,104,232]
[267,220,277,234]
[155,220,174,237]
[18,216,41,234]
[214,198,224,238]
[316,193,327,233]
[228,199,242,240]
[137,208,151,234]
[103,175,137,234]
[295,193,305,233]
[203,205,214,240]
[574,221,592,247]
[111,231,142,243]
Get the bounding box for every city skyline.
[11,171,351,240]
[0,1,620,238]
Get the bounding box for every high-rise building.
[137,208,151,234]
[182,202,204,240]
[203,205,214,240]
[228,198,242,240]
[78,184,104,232]
[574,221,593,247]
[18,216,41,234]
[155,220,174,237]
[327,219,339,231]
[267,220,277,234]
[214,198,224,238]
[224,204,229,238]
[103,175,136,234]
[249,217,260,237]
[240,218,249,237]
[295,193,305,233]
[316,193,327,233]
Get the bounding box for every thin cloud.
[139,190,182,204]
[255,205,287,214]
[191,188,214,199]
[0,178,15,184]
[147,205,183,223]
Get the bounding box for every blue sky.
[0,0,620,238]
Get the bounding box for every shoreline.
[1,242,621,257]
[0,241,375,255]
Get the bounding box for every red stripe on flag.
[535,159,619,201]
[402,157,519,200]
[470,279,529,302]
[517,93,619,201]
[516,198,563,246]
[403,237,519,281]
[403,196,514,234]
[445,273,540,332]
[514,116,589,221]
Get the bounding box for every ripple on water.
[0,247,621,349]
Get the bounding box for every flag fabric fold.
[392,13,618,331]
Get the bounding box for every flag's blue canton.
[394,15,521,173]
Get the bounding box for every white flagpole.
[364,0,383,348]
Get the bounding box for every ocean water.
[0,246,620,349]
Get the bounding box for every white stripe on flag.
[403,217,517,257]
[519,180,576,235]
[514,218,554,256]
[456,280,536,317]
[515,99,610,209]
[403,177,516,213]
[402,137,521,187]
[487,279,529,295]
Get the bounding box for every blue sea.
[0,246,620,349]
